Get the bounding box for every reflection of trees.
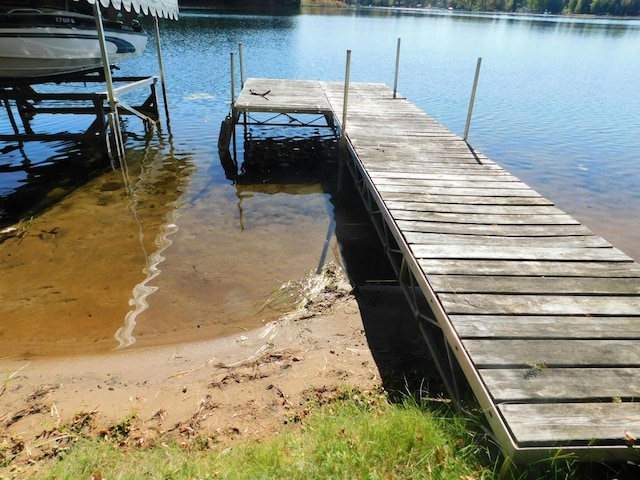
[584,0,640,16]
[178,0,640,23]
[345,0,639,15]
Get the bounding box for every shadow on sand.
[219,133,446,401]
[330,179,447,401]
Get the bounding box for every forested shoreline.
[179,0,640,17]
[343,0,639,16]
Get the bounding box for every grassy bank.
[19,386,596,480]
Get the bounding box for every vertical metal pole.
[93,3,124,163]
[393,37,401,99]
[463,57,482,142]
[230,51,236,108]
[154,17,170,123]
[338,50,352,193]
[239,42,245,88]
[341,49,351,139]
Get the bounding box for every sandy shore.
[0,274,435,478]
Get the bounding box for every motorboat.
[0,1,147,80]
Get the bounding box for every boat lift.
[0,72,161,166]
[0,0,179,166]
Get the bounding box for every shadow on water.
[220,131,445,399]
[0,141,111,228]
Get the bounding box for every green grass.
[28,386,600,480]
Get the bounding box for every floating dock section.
[232,77,640,464]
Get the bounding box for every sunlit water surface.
[1,8,639,356]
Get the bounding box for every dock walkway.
[233,78,640,463]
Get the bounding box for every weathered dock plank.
[404,222,597,236]
[233,78,640,463]
[464,339,640,367]
[419,259,640,276]
[405,233,610,248]
[388,193,554,206]
[396,211,580,226]
[450,315,640,339]
[234,78,332,114]
[480,368,640,402]
[431,276,639,294]
[440,294,640,315]
[499,403,640,448]
[387,200,569,215]
[369,171,518,181]
[373,177,533,189]
[377,183,546,197]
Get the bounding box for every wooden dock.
[233,78,640,463]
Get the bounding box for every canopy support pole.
[92,2,125,166]
[154,16,171,124]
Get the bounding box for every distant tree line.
[344,0,640,15]
[177,0,639,16]
[180,0,301,8]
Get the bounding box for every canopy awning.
[75,0,179,20]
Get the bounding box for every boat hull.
[0,10,147,80]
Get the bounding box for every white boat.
[0,2,147,80]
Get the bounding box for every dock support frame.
[339,136,467,407]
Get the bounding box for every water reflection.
[219,129,338,231]
[301,6,640,36]
[123,132,340,351]
[115,212,180,349]
[223,135,337,183]
[0,141,110,227]
[114,134,190,349]
[178,12,297,30]
[0,132,196,357]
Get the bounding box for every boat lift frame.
[0,73,159,162]
[0,1,173,166]
[91,2,171,162]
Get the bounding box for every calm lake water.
[1,7,639,356]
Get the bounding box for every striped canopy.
[75,0,179,20]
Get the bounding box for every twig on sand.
[166,358,216,380]
[0,362,30,397]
